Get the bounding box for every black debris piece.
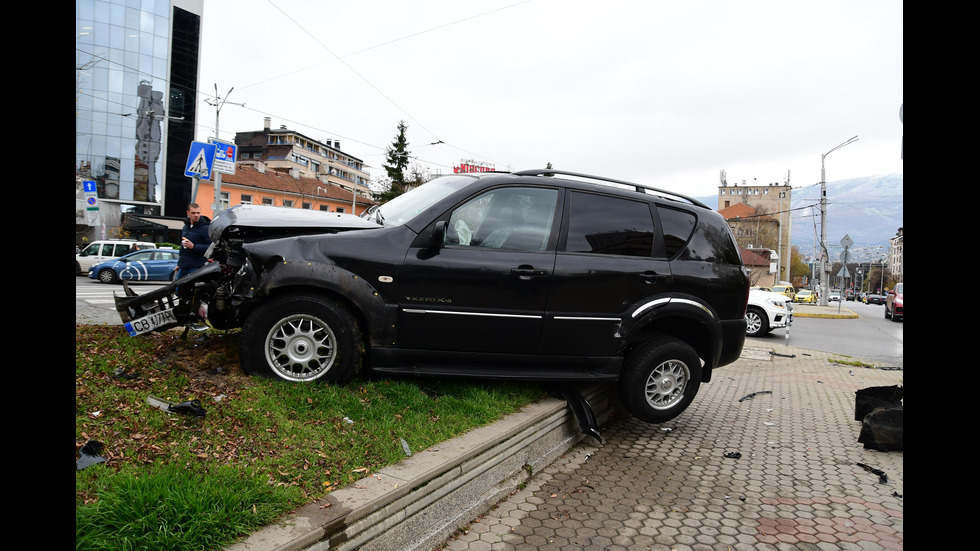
[546,385,602,444]
[168,399,206,417]
[724,452,742,459]
[858,406,903,451]
[856,462,888,483]
[76,440,106,471]
[738,391,772,402]
[855,385,903,421]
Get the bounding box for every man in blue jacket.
[176,203,212,280]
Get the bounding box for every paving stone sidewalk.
[438,345,904,551]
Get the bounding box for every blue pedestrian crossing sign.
[210,139,237,175]
[185,141,217,179]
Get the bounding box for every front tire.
[241,294,362,383]
[618,337,701,424]
[97,268,117,284]
[744,306,768,337]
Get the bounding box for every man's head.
[187,203,202,224]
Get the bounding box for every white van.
[76,240,157,274]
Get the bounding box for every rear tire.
[241,294,362,383]
[618,337,701,424]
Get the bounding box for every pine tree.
[375,121,411,203]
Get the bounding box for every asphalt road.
[749,300,903,369]
[75,276,165,326]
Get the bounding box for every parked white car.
[76,240,156,275]
[745,289,792,337]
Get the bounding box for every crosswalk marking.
[77,284,167,306]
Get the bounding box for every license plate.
[124,309,178,336]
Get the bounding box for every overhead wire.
[259,0,534,168]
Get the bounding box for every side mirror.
[431,221,447,247]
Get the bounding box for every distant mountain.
[699,173,903,260]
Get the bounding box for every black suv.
[116,170,748,424]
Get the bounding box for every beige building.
[234,117,372,201]
[888,227,903,283]
[718,176,792,283]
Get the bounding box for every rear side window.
[657,206,696,258]
[564,192,654,257]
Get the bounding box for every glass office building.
[75,0,203,240]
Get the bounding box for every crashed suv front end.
[114,204,383,336]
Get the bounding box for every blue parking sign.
[185,141,217,179]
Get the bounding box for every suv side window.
[564,192,654,256]
[447,187,558,251]
[657,206,696,258]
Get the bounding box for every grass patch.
[828,356,875,368]
[76,324,544,550]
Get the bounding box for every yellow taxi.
[794,289,816,303]
[771,284,796,301]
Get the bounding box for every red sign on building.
[453,160,496,173]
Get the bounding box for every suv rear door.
[542,190,671,356]
[398,186,560,355]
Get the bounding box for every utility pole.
[818,136,858,306]
[205,85,244,216]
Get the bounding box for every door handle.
[640,271,670,284]
[511,266,548,280]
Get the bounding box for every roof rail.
[513,169,709,209]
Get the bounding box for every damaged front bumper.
[114,262,224,334]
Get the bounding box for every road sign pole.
[214,172,222,216]
[191,177,200,204]
[208,139,236,217]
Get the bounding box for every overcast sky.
[195,0,903,198]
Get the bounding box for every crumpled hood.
[209,204,380,242]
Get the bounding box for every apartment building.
[888,227,903,283]
[235,118,371,201]
[718,177,793,283]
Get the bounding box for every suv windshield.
[362,176,474,227]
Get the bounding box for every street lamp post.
[818,135,859,306]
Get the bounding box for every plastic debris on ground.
[76,440,106,470]
[738,391,772,402]
[146,395,207,417]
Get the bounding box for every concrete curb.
[791,304,858,319]
[225,384,615,551]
